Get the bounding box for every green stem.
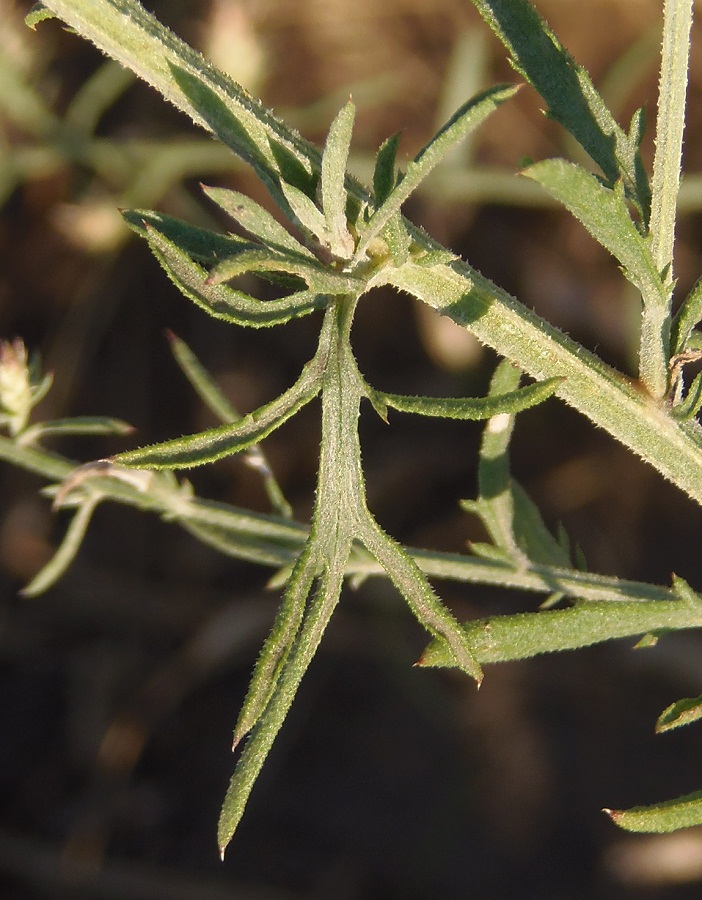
[0,433,678,604]
[36,0,702,506]
[642,0,694,396]
[650,0,693,273]
[377,259,702,505]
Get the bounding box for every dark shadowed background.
[3,0,702,897]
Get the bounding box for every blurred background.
[3,0,702,897]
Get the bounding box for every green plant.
[5,0,702,854]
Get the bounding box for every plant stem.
[0,435,678,606]
[377,258,702,505]
[643,0,694,396]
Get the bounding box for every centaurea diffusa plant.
[3,0,702,854]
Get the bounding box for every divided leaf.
[141,225,325,327]
[358,515,482,683]
[206,247,360,295]
[278,181,329,248]
[523,159,665,307]
[355,84,519,261]
[469,0,650,221]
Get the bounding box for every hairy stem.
[642,0,694,396]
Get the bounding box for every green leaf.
[511,483,572,568]
[381,215,412,267]
[378,375,560,420]
[606,792,702,833]
[218,556,347,856]
[672,276,702,353]
[21,497,100,597]
[25,3,55,28]
[167,332,293,518]
[523,159,664,307]
[355,84,519,261]
[19,417,133,445]
[113,358,322,469]
[232,544,318,748]
[358,514,482,683]
[320,100,356,259]
[672,371,702,422]
[206,247,360,295]
[469,0,650,221]
[167,331,238,424]
[373,133,401,206]
[122,209,252,264]
[657,695,702,734]
[181,519,297,568]
[463,360,570,568]
[278,181,328,247]
[201,185,316,259]
[142,225,325,327]
[419,596,702,668]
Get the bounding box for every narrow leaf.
[201,185,316,259]
[606,792,702,833]
[420,598,702,668]
[19,417,133,445]
[355,84,519,261]
[232,544,318,748]
[523,159,664,307]
[648,0,693,275]
[279,181,328,246]
[320,100,356,259]
[206,247,360,295]
[359,514,482,683]
[219,560,346,855]
[381,215,412,267]
[113,361,321,469]
[672,276,702,353]
[143,225,325,327]
[378,376,560,420]
[469,0,650,220]
[511,483,572,568]
[373,133,401,206]
[167,331,238,423]
[122,209,253,264]
[657,695,702,734]
[181,519,297,568]
[472,361,523,558]
[672,371,702,422]
[167,336,294,516]
[21,497,100,597]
